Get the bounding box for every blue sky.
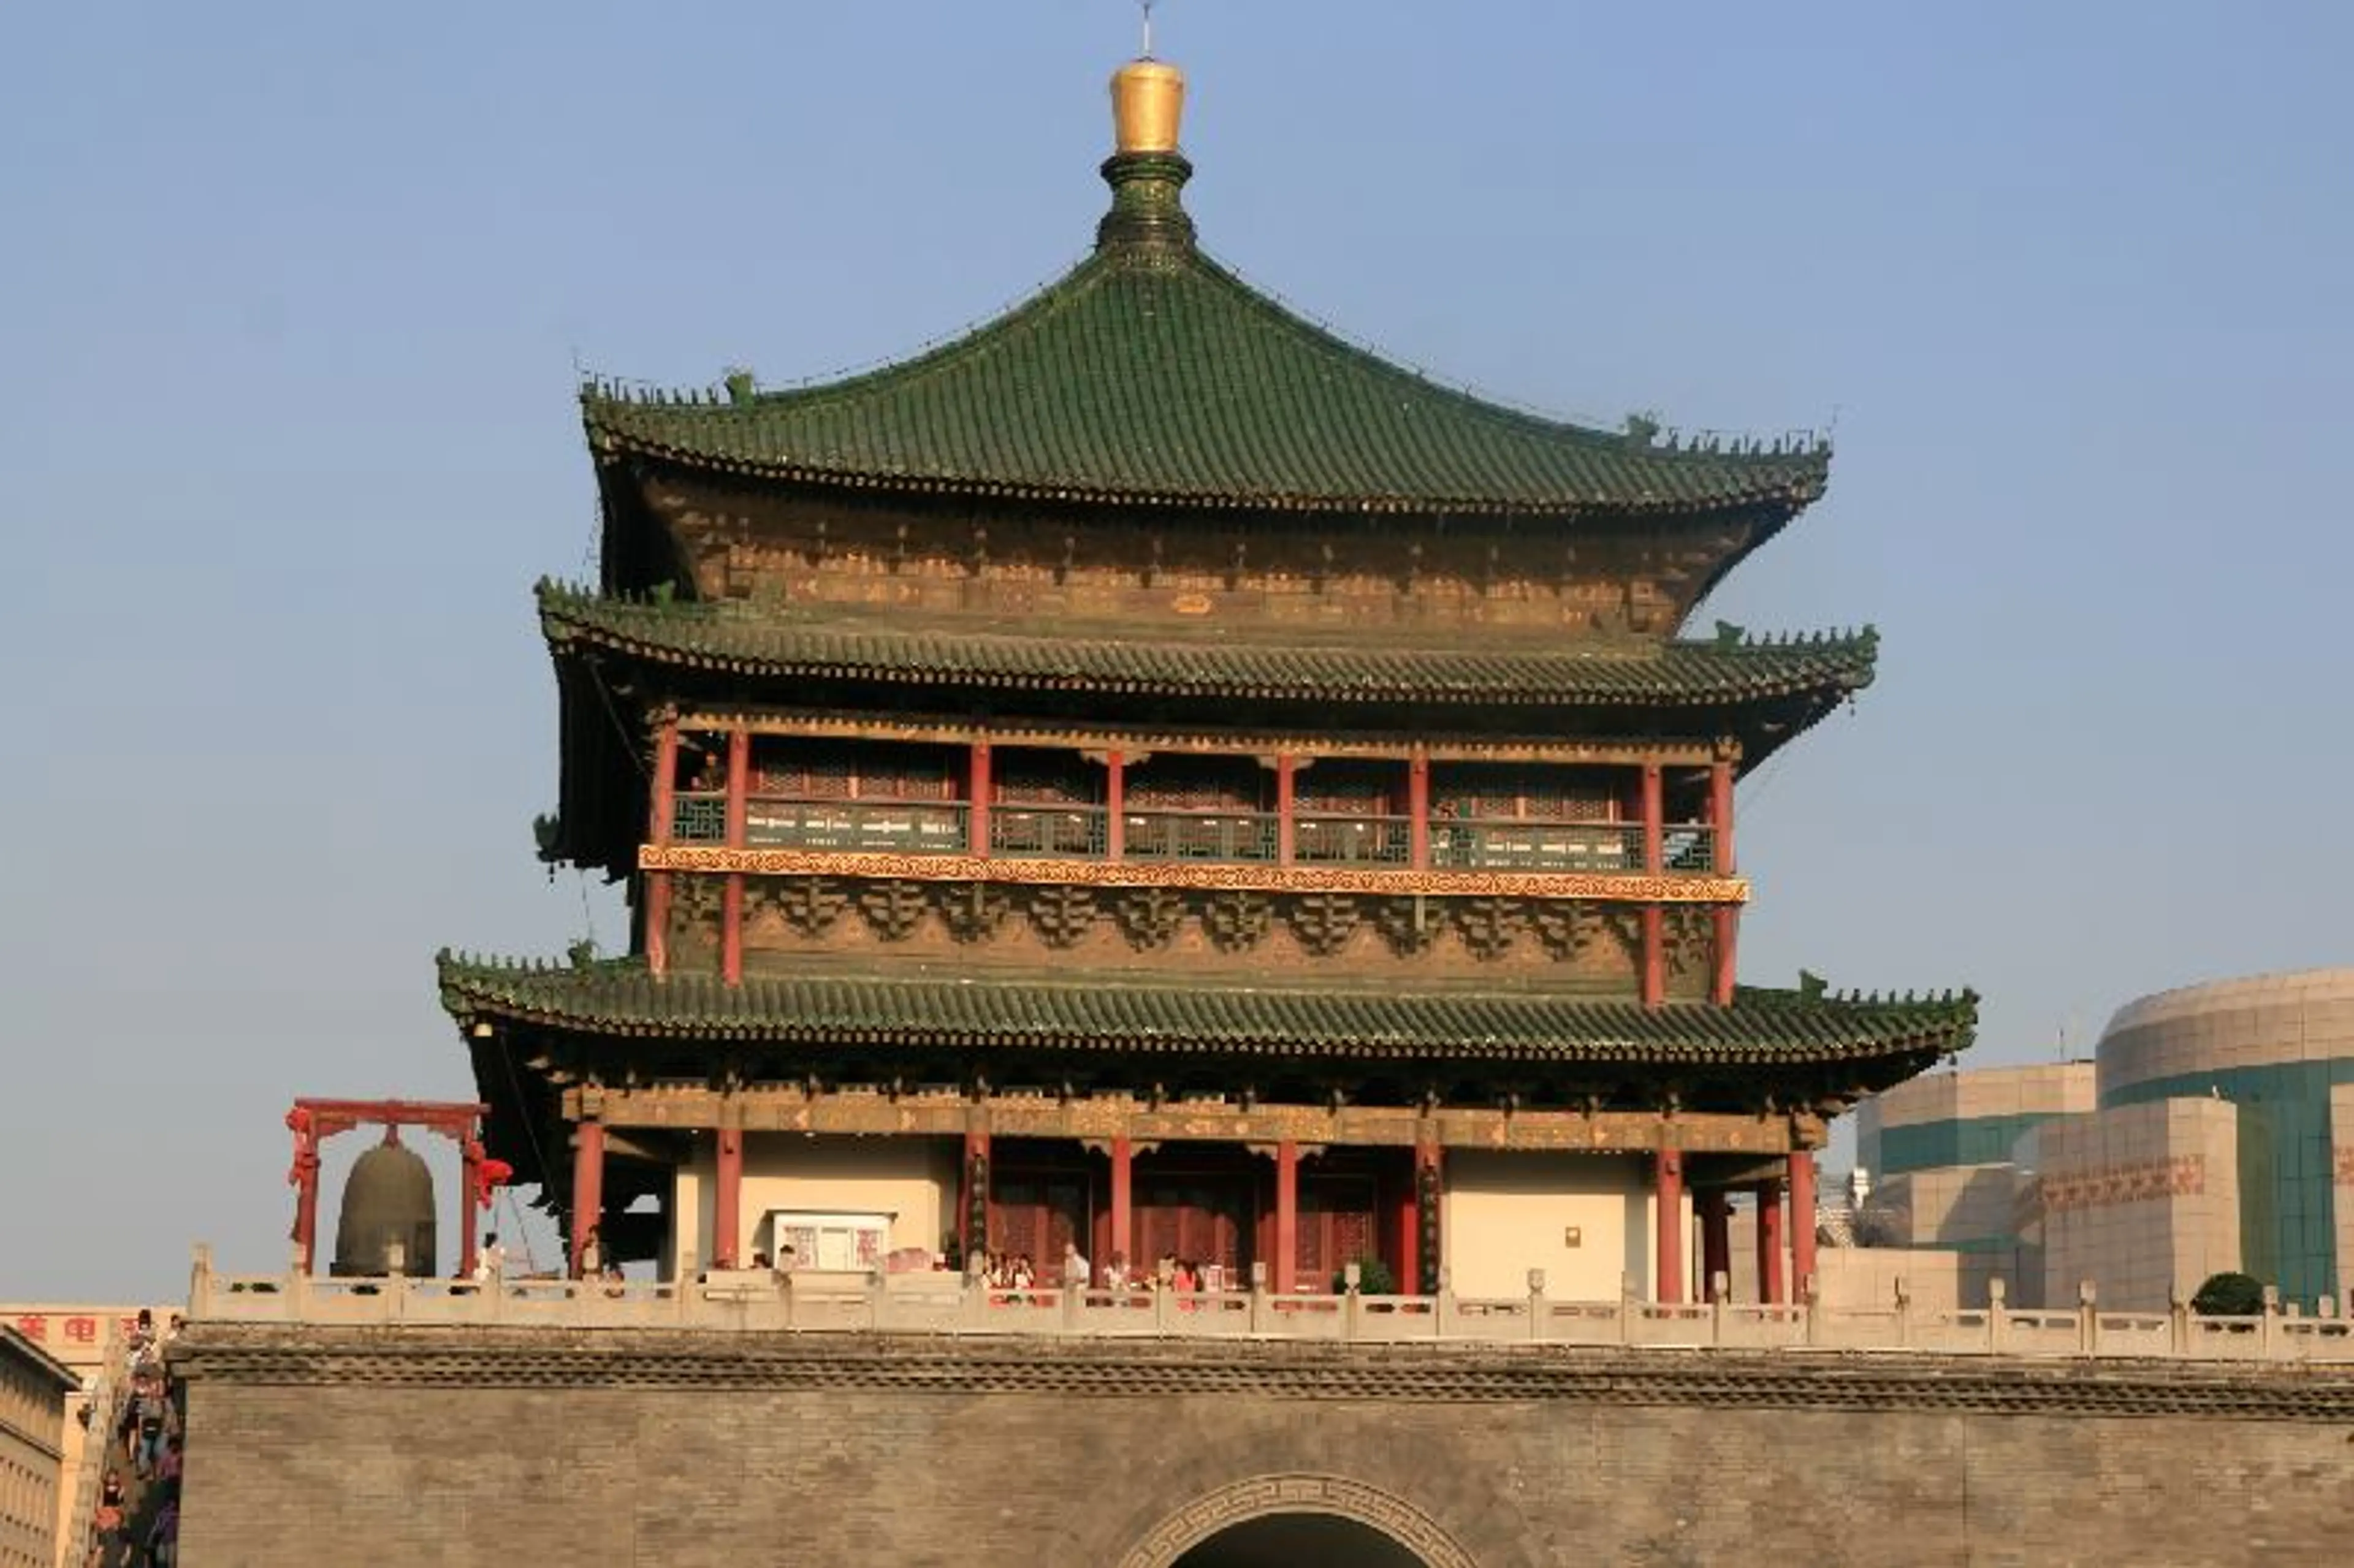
[4,1,2348,1298]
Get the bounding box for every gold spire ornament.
[1110,1,1185,154]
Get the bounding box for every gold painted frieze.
[639,843,1750,904]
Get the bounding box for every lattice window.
[1128,756,1268,811]
[994,749,1100,806]
[1433,764,1618,821]
[751,740,956,801]
[1295,759,1404,815]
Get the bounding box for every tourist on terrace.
[1100,1251,1130,1291]
[1061,1242,1090,1293]
[473,1231,507,1282]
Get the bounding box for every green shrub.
[2190,1271,2266,1316]
[1331,1257,1396,1295]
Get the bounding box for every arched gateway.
[1119,1475,1477,1568]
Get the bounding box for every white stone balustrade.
[183,1247,2354,1363]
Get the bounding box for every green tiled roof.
[538,582,1876,709]
[581,167,1828,517]
[437,953,1976,1068]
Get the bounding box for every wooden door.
[1297,1173,1379,1291]
[989,1174,1091,1276]
[1135,1171,1252,1276]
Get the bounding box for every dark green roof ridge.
[535,580,1878,709]
[436,950,1976,1065]
[581,237,1830,516]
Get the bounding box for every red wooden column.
[1788,1149,1819,1298]
[1407,753,1431,870]
[1396,1154,1419,1295]
[1401,1137,1441,1295]
[722,727,750,986]
[1653,1147,1685,1303]
[1708,753,1737,1005]
[1639,764,1666,1007]
[969,740,993,858]
[569,1118,605,1280]
[1274,1141,1301,1293]
[959,1127,991,1262]
[1110,1135,1133,1272]
[714,1125,745,1269]
[1699,1190,1731,1301]
[1104,750,1126,859]
[1275,753,1297,867]
[645,714,680,978]
[290,1138,322,1274]
[1754,1176,1787,1304]
[459,1140,482,1281]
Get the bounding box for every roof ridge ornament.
[1100,48,1194,251]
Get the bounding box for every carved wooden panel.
[641,472,1767,639]
[728,878,1643,989]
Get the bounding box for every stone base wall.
[176,1326,2354,1568]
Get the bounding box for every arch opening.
[1173,1512,1431,1567]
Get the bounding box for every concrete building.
[2077,967,2354,1306]
[0,1328,79,1568]
[1845,968,2354,1312]
[1852,1062,2094,1305]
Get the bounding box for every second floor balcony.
[670,793,1716,875]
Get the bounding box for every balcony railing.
[1294,813,1412,867]
[748,798,969,854]
[672,793,728,843]
[191,1253,2354,1364]
[991,807,1110,858]
[1124,809,1279,864]
[664,796,1718,875]
[1432,820,1716,874]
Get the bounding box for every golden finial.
[1110,3,1185,154]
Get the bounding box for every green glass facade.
[2103,1062,2354,1307]
[1876,1113,2063,1178]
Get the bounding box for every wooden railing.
[1431,821,1715,873]
[665,794,1721,878]
[188,1251,2354,1363]
[990,806,1109,858]
[745,798,968,854]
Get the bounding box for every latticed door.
[989,1176,1091,1277]
[1297,1174,1379,1291]
[1135,1174,1251,1276]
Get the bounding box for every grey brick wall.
[175,1328,2354,1567]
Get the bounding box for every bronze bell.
[331,1131,438,1277]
